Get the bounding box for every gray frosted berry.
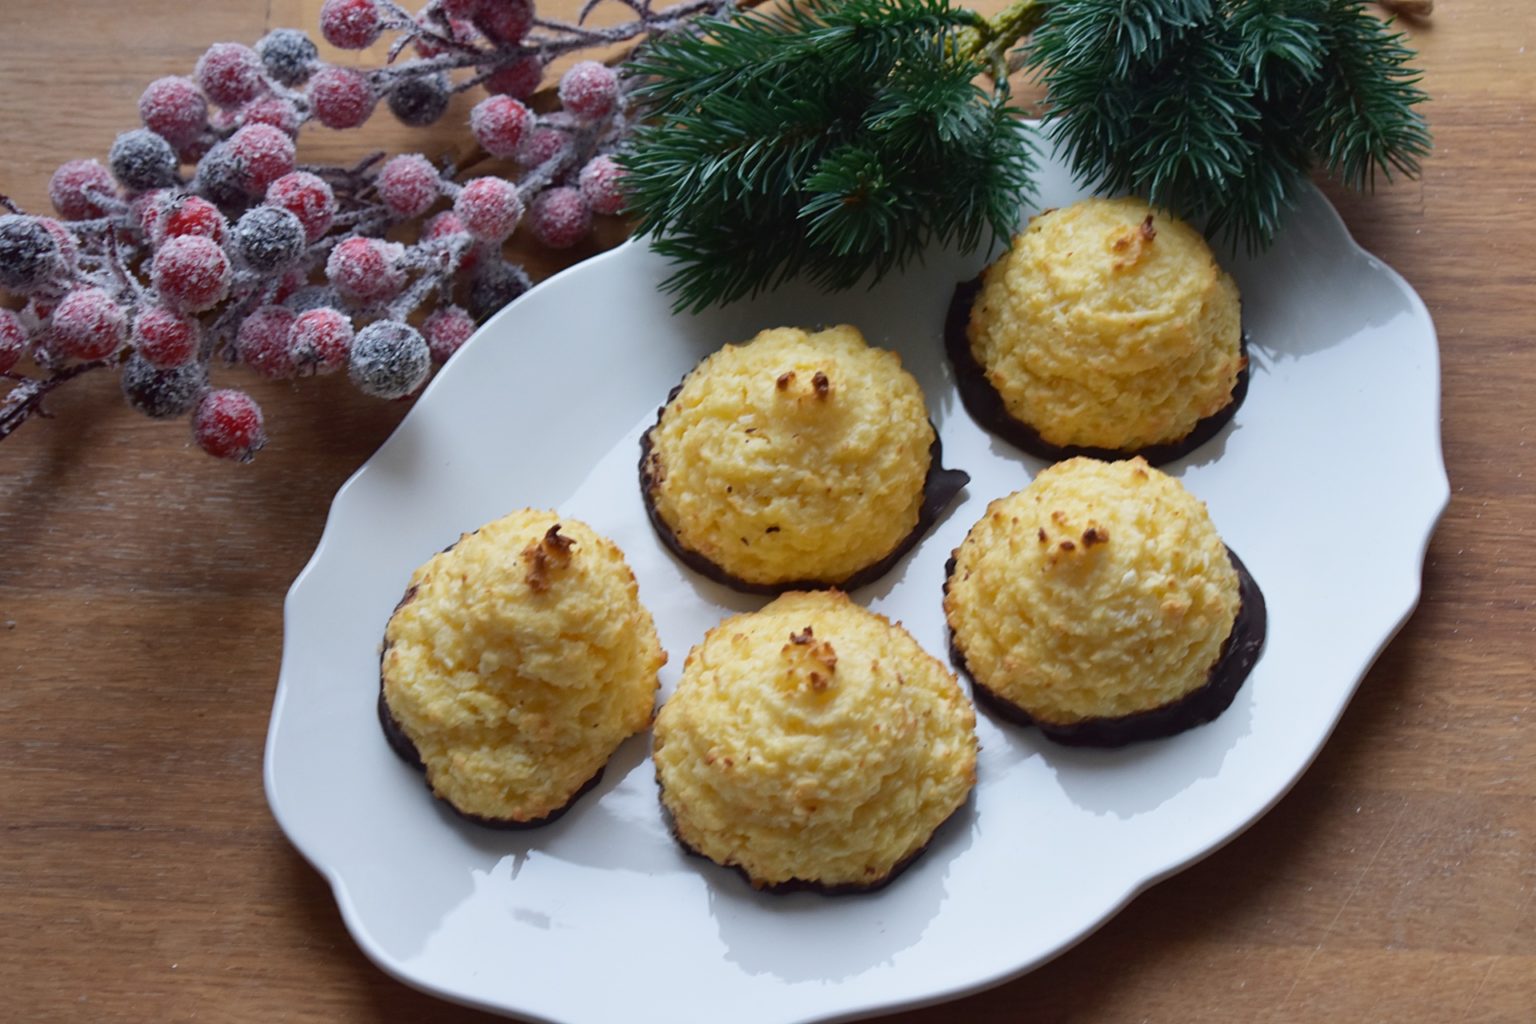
[109,129,180,192]
[194,144,249,209]
[0,215,64,293]
[349,320,430,399]
[386,73,451,127]
[121,352,209,419]
[234,205,306,273]
[256,29,319,86]
[467,260,531,320]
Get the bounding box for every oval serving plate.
[265,143,1447,1024]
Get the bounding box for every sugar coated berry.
[196,43,267,109]
[529,186,592,249]
[308,66,376,130]
[229,123,296,195]
[484,55,543,100]
[51,288,128,361]
[0,308,30,374]
[326,236,406,303]
[386,72,451,127]
[467,259,530,319]
[321,0,383,50]
[257,29,318,87]
[109,129,179,192]
[423,209,477,273]
[454,177,522,243]
[139,77,208,149]
[441,0,483,18]
[288,307,353,375]
[233,205,306,273]
[236,305,299,379]
[376,154,441,219]
[152,234,231,313]
[193,389,266,461]
[193,144,248,208]
[266,172,335,243]
[516,125,568,168]
[558,61,619,122]
[0,215,65,293]
[414,10,475,58]
[350,320,430,398]
[156,195,229,247]
[469,95,530,159]
[423,305,476,362]
[131,306,201,368]
[239,96,301,136]
[121,352,208,419]
[578,155,626,217]
[37,219,79,270]
[49,160,117,221]
[475,0,533,43]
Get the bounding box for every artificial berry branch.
[0,0,727,461]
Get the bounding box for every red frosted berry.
[51,288,128,361]
[469,95,530,159]
[273,268,307,304]
[321,0,383,50]
[454,177,522,243]
[196,43,267,109]
[228,123,296,195]
[529,187,592,249]
[414,9,476,58]
[132,306,201,368]
[139,77,209,148]
[423,305,476,362]
[266,172,336,243]
[157,195,229,247]
[326,236,406,303]
[36,218,79,270]
[152,234,232,313]
[423,209,478,273]
[289,307,353,375]
[236,305,298,379]
[376,154,441,219]
[308,66,377,130]
[484,55,542,100]
[192,389,266,461]
[239,96,301,136]
[516,125,568,168]
[441,0,483,18]
[558,61,618,122]
[578,155,626,216]
[49,160,117,221]
[0,308,29,374]
[475,0,533,43]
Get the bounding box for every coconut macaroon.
[380,510,665,826]
[947,196,1248,464]
[944,458,1265,746]
[640,325,968,593]
[653,590,977,892]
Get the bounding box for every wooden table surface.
[3,2,1532,1021]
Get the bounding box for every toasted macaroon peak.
[654,590,977,891]
[946,458,1242,729]
[643,325,962,591]
[382,510,665,824]
[964,196,1245,454]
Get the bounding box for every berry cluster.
[1,0,732,460]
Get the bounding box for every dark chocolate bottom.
[639,390,969,594]
[945,547,1267,748]
[944,277,1250,467]
[654,775,959,895]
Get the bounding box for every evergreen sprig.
[1030,0,1430,248]
[620,0,1034,312]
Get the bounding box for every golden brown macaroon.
[944,458,1265,746]
[380,510,665,826]
[653,590,977,891]
[640,325,968,594]
[946,196,1248,464]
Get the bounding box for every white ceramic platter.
[265,144,1448,1023]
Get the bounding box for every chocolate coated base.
[640,382,969,595]
[944,278,1250,467]
[945,547,1267,747]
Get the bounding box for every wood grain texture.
[2,2,1532,1022]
